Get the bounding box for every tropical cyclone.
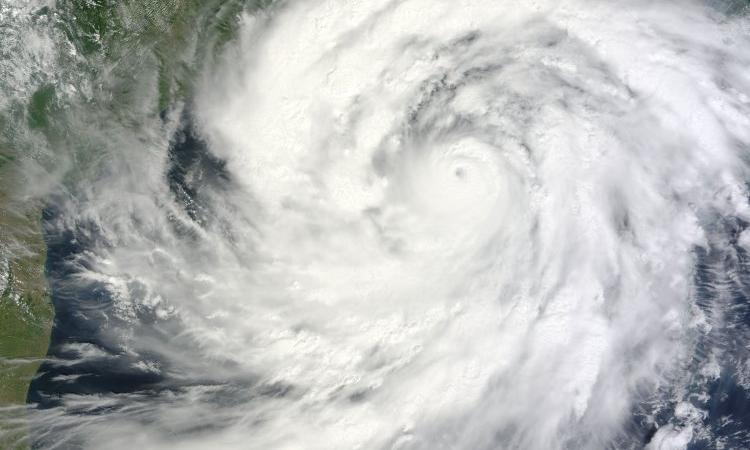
[183,1,750,448]
[9,0,750,449]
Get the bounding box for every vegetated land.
[0,167,52,450]
[0,197,51,405]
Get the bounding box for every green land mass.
[0,1,261,447]
[0,192,51,450]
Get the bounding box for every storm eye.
[454,167,466,179]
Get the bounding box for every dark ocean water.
[26,112,240,448]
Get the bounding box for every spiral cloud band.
[9,0,750,449]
